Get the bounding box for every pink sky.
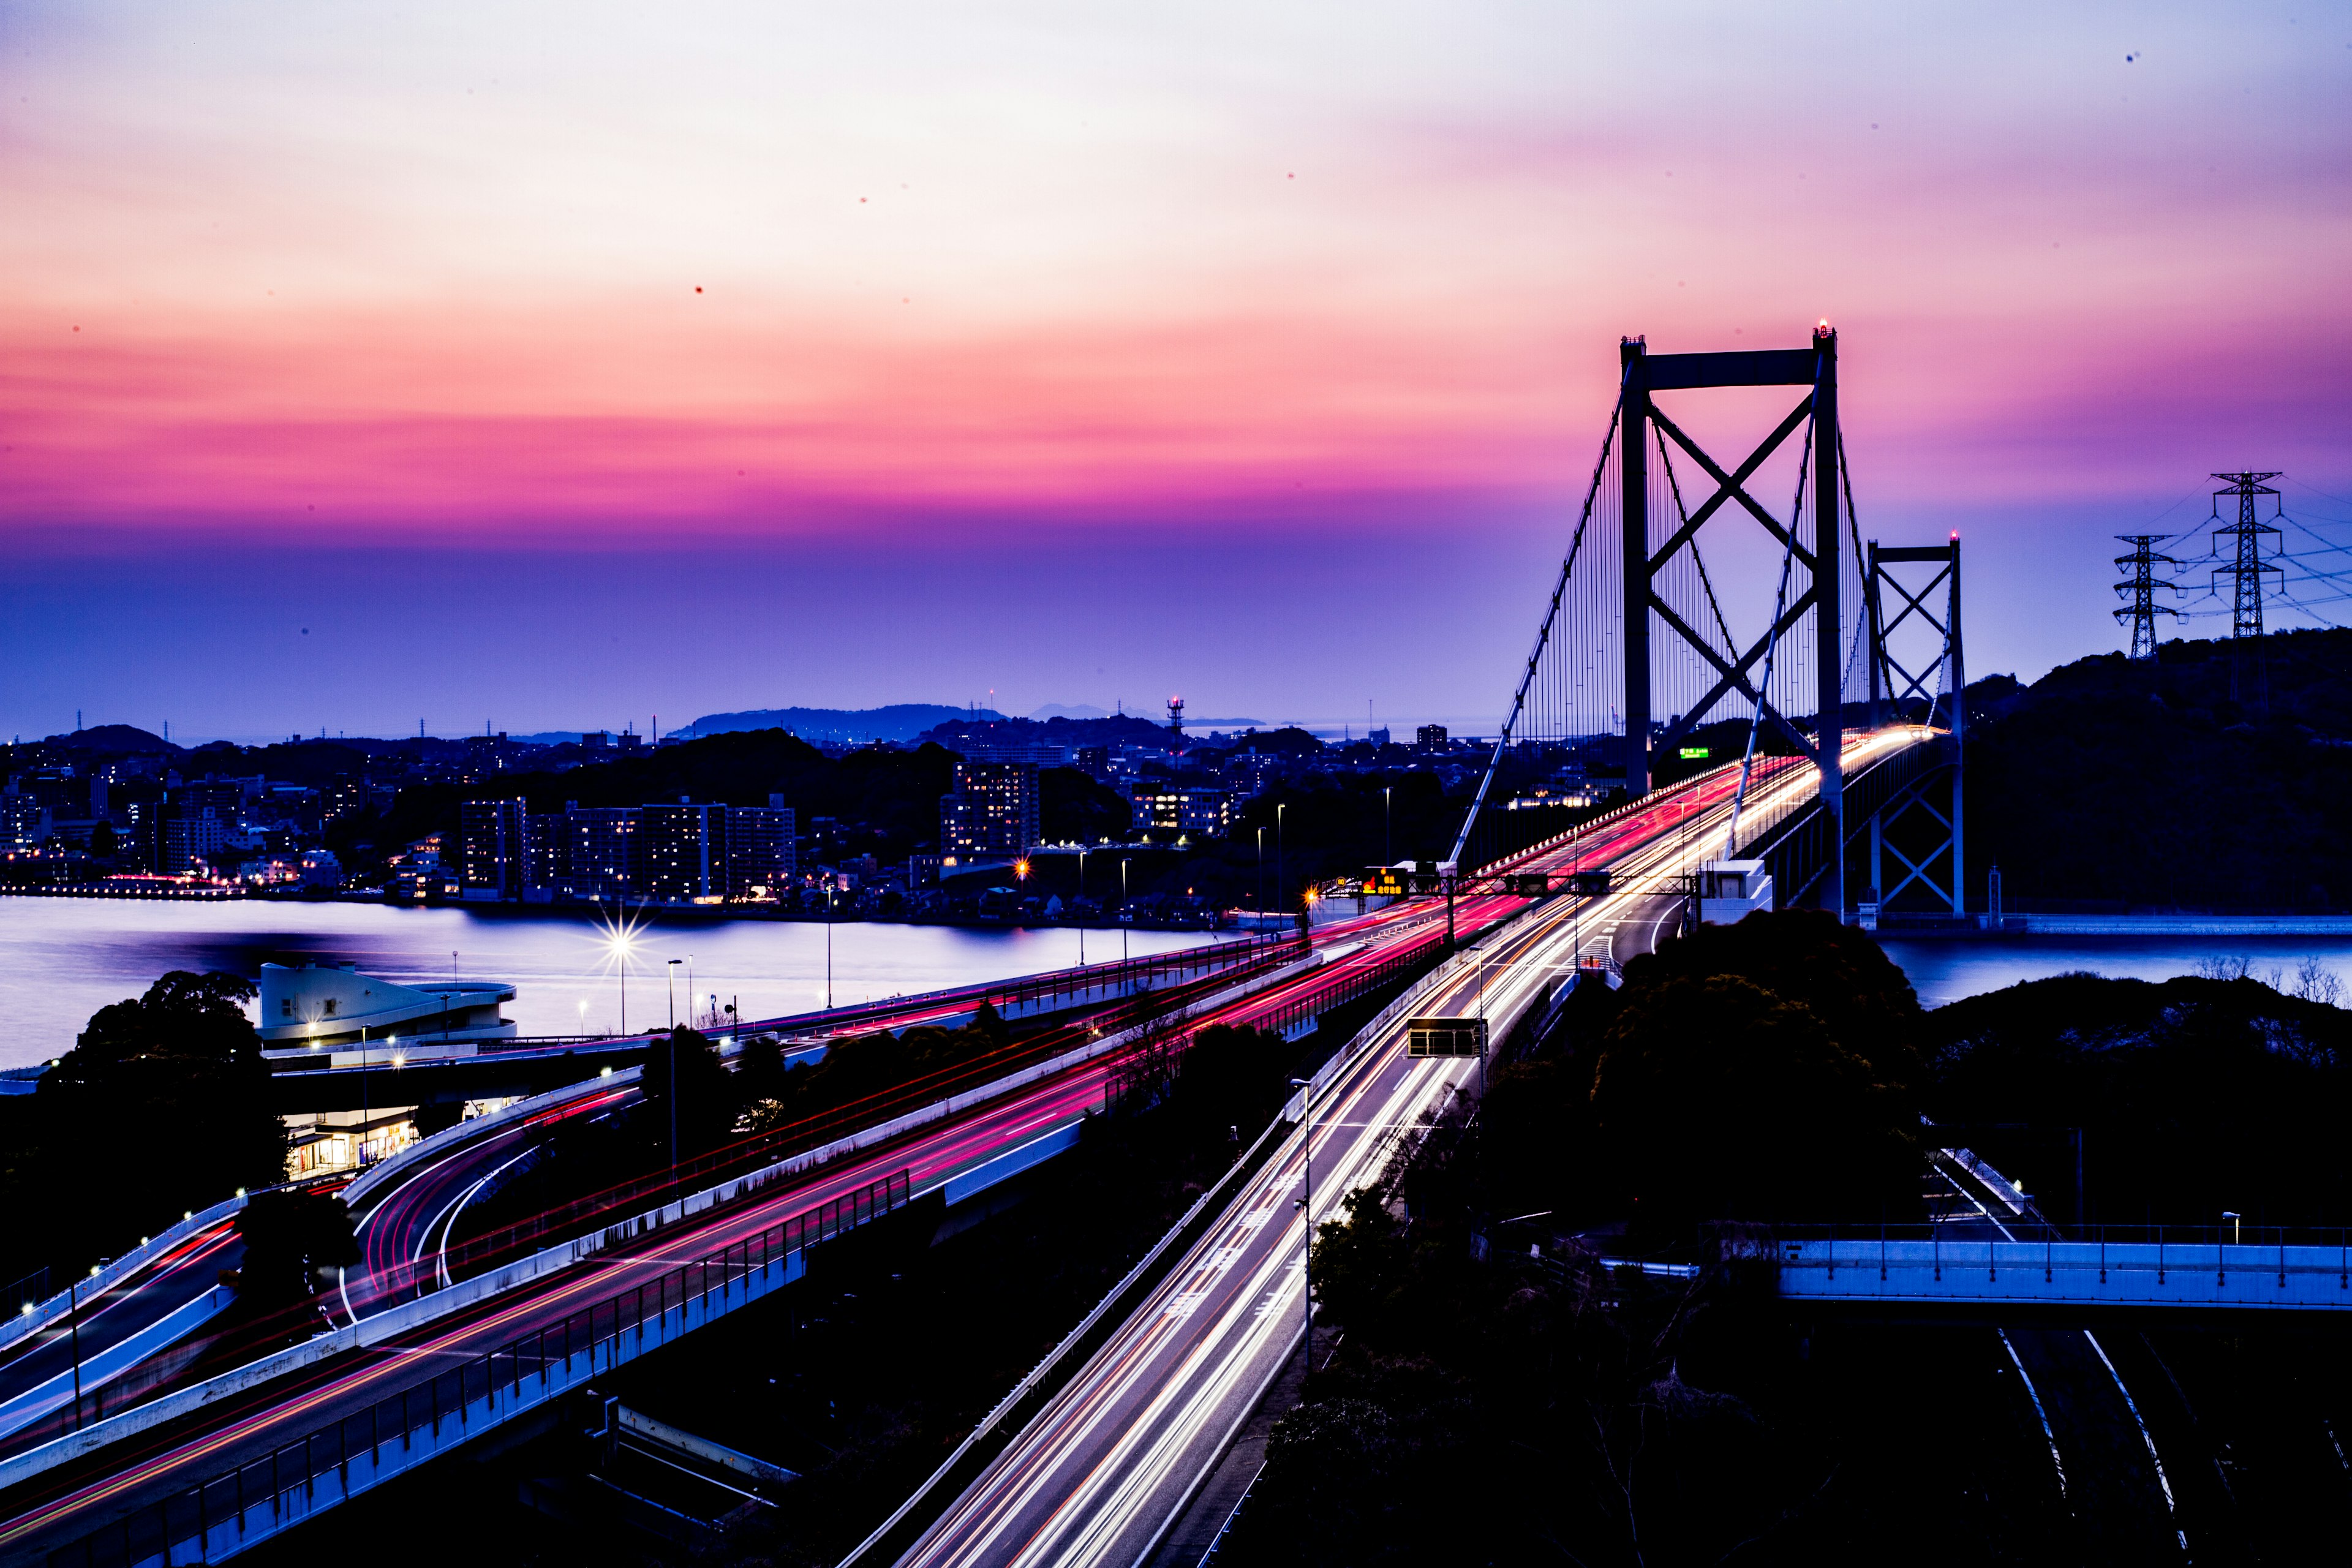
[3,1,2348,734]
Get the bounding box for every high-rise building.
[323,777,367,826]
[562,807,639,901]
[159,805,232,875]
[727,801,796,898]
[1415,724,1449,752]
[0,790,47,850]
[641,802,726,902]
[458,799,529,900]
[940,760,1039,858]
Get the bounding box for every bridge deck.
[1777,1237,2352,1312]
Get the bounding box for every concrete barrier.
[0,1287,233,1444]
[0,1197,244,1357]
[342,1065,645,1213]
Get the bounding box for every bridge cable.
[1721,426,1812,860]
[1449,386,1626,870]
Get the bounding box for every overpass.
[1774,1230,2352,1316]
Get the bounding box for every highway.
[0,1227,244,1449]
[0,734,1928,1562]
[886,734,1925,1568]
[0,875,1523,1564]
[0,907,1438,1437]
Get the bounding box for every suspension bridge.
[1445,324,1969,927]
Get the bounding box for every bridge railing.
[1736,731,1944,903]
[40,1169,914,1568]
[1743,1223,2352,1310]
[417,943,1306,1292]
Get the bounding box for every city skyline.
[6,1,2348,738]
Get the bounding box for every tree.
[1591,973,1912,1230]
[639,1027,734,1161]
[235,1190,358,1305]
[16,973,290,1276]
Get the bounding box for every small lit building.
[257,960,517,1065]
[1697,860,1774,925]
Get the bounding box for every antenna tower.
[2208,471,2283,706]
[1165,696,1185,737]
[2111,533,2179,662]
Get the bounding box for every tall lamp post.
[1120,859,1130,965]
[1383,786,1392,870]
[1276,803,1287,936]
[1290,1076,1315,1382]
[1077,848,1088,968]
[825,883,836,1010]
[1256,826,1266,929]
[663,959,683,1179]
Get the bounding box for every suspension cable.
[1449,387,1626,869]
[1722,425,1814,859]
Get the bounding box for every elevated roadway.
[0,883,1523,1565]
[881,729,1931,1568]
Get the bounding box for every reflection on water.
[0,899,1226,1069]
[1879,936,2352,1011]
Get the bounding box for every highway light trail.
[888,730,1931,1568]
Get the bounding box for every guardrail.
[420,945,1308,1290]
[37,1171,914,1568]
[1770,1232,2352,1312]
[452,930,1298,1057]
[0,940,1343,1486]
[339,1066,645,1215]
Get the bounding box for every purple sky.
[4,1,2348,741]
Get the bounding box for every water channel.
[7,899,2349,1071]
[0,899,1232,1069]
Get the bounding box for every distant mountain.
[684,704,1006,742]
[51,724,177,755]
[1030,703,1109,720]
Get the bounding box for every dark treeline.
[1219,914,2352,1564]
[0,973,290,1293]
[1965,627,2352,910]
[1924,963,2352,1227]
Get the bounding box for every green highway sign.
[1678,746,1710,759]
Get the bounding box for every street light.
[1277,802,1287,933]
[667,958,681,1028]
[2223,1210,2242,1245]
[1120,859,1130,965]
[1290,1076,1315,1383]
[1383,786,1392,871]
[1077,848,1088,968]
[1256,826,1266,927]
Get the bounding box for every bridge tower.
[1859,538,1966,921]
[2112,533,2180,662]
[1619,326,1847,910]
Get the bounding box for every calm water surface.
[0,899,1228,1069]
[1880,936,2352,1009]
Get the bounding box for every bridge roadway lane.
[330,894,1460,1327]
[889,737,1929,1568]
[0,892,1518,1564]
[892,858,1619,1568]
[0,1227,246,1445]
